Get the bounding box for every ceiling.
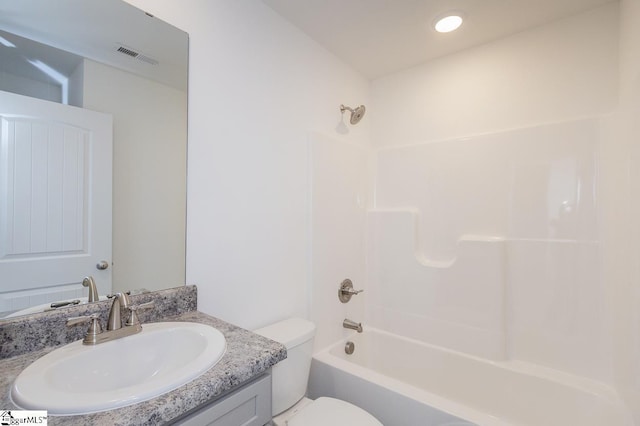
[262,0,617,80]
[0,29,82,86]
[0,0,188,91]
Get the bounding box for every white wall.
[601,0,640,421]
[622,0,640,417]
[310,133,368,351]
[123,0,370,330]
[67,61,84,107]
[371,4,618,148]
[0,70,62,103]
[81,59,187,294]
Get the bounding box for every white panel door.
[0,91,112,298]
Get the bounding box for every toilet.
[255,318,382,426]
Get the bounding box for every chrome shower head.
[340,104,366,125]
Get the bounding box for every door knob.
[96,260,109,270]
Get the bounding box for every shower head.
[340,104,366,125]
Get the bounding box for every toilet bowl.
[255,318,382,426]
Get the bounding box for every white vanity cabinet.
[172,373,272,426]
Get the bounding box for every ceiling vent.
[115,44,159,66]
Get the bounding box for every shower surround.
[308,2,637,423]
[368,118,606,381]
[309,118,624,425]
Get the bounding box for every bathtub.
[307,328,633,426]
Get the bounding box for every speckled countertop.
[0,288,287,425]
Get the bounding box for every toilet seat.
[287,397,383,426]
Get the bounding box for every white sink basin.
[11,322,226,415]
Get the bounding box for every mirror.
[0,0,188,319]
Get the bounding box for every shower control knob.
[338,279,363,303]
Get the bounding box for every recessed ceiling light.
[434,14,463,33]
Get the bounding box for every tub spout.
[343,318,363,333]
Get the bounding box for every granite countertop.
[0,310,287,425]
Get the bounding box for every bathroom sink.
[11,322,226,415]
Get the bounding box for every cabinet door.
[174,374,272,426]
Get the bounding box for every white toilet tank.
[255,318,316,416]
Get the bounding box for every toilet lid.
[288,397,383,426]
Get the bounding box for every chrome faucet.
[343,318,363,333]
[66,293,155,345]
[107,292,131,330]
[82,276,100,302]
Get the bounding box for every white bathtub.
[308,328,633,426]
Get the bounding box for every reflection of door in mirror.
[0,0,188,320]
[0,91,113,316]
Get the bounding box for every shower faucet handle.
[338,279,363,303]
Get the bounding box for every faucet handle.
[126,301,155,326]
[67,313,100,327]
[66,314,103,344]
[338,279,364,303]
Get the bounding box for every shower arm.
[340,104,355,114]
